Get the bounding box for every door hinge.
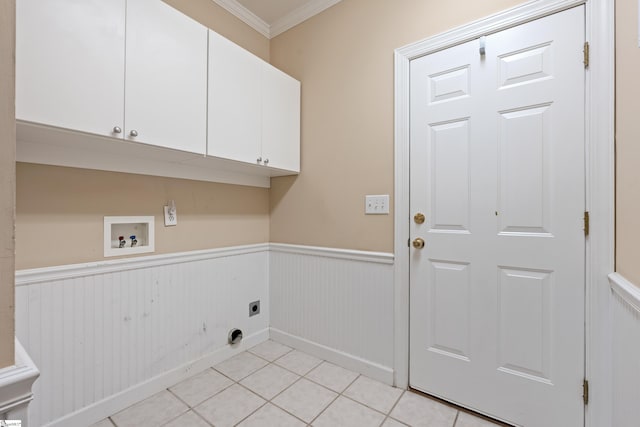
[584,211,590,237]
[583,42,590,68]
[583,379,589,405]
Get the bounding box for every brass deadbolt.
[414,213,425,224]
[412,238,425,249]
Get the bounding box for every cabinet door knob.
[257,157,262,163]
[264,158,269,165]
[113,126,122,134]
[129,130,138,137]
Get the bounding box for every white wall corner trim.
[270,0,343,38]
[609,273,640,312]
[0,339,39,422]
[15,243,270,285]
[610,272,640,426]
[393,1,614,426]
[269,243,394,264]
[210,0,270,38]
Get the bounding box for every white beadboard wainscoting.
[269,244,395,384]
[609,273,640,427]
[14,244,270,427]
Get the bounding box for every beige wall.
[616,0,640,285]
[0,0,16,368]
[269,0,525,252]
[16,164,269,269]
[15,1,637,270]
[15,1,271,269]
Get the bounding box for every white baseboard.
[269,328,394,385]
[45,329,269,427]
[0,339,39,419]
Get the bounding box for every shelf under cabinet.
[16,121,299,188]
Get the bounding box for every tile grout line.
[163,387,217,426]
[306,388,342,426]
[208,342,315,425]
[163,349,276,426]
[382,389,407,426]
[452,410,460,427]
[108,342,488,427]
[221,342,295,425]
[233,361,312,425]
[190,405,216,427]
[259,370,318,425]
[247,343,295,364]
[339,386,403,418]
[305,372,363,425]
[156,390,199,427]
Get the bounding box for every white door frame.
[393,1,614,426]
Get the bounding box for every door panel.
[208,30,263,163]
[16,0,126,137]
[262,63,301,172]
[497,267,553,382]
[428,260,471,361]
[430,120,471,232]
[498,105,552,235]
[409,7,585,426]
[125,0,208,154]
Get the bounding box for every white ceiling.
[211,0,342,38]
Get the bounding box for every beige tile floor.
[92,340,502,427]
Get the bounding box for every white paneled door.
[409,7,585,427]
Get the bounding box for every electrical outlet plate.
[164,205,177,226]
[249,300,260,317]
[365,195,390,215]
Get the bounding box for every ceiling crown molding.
[270,0,343,38]
[210,0,271,38]
[211,0,342,39]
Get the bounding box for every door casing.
[393,1,614,426]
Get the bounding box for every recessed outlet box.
[249,300,260,317]
[104,216,155,257]
[365,195,390,215]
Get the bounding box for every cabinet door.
[16,0,126,137]
[125,0,207,154]
[208,31,262,164]
[262,64,301,172]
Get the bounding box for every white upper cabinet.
[125,0,207,154]
[17,0,207,155]
[16,0,126,137]
[208,31,300,173]
[262,63,301,172]
[16,1,299,185]
[208,31,262,164]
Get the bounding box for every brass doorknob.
[414,213,425,224]
[412,238,425,249]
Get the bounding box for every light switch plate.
[365,195,389,215]
[164,206,177,226]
